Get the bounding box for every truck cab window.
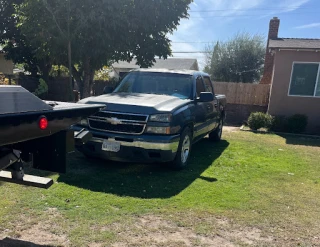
[203,76,214,94]
[196,77,205,97]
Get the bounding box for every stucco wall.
[268,50,320,133]
[0,54,14,75]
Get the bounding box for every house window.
[289,63,320,97]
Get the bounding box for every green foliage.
[94,66,111,81]
[14,0,192,97]
[34,78,48,97]
[286,114,308,134]
[0,0,40,76]
[247,112,273,130]
[270,115,287,132]
[204,33,265,83]
[270,114,308,134]
[50,65,69,77]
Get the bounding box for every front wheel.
[169,127,192,170]
[209,119,223,142]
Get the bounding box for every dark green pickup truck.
[72,69,226,169]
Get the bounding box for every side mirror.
[103,86,114,94]
[199,92,214,102]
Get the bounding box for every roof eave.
[270,47,320,51]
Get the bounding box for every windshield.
[114,72,193,99]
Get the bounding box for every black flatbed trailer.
[0,86,103,188]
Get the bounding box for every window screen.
[289,63,319,96]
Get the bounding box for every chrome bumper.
[91,137,179,152]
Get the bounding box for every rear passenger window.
[203,77,214,94]
[196,77,205,97]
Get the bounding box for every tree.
[15,0,192,98]
[204,33,265,83]
[0,0,51,78]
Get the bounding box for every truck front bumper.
[73,127,180,163]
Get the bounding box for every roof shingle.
[269,38,320,50]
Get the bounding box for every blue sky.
[169,0,320,68]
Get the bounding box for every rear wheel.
[209,119,223,142]
[169,127,192,170]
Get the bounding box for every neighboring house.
[0,50,14,75]
[261,17,320,133]
[111,58,199,79]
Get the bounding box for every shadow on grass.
[0,238,54,247]
[277,134,320,147]
[58,138,229,199]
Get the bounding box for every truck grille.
[88,111,148,135]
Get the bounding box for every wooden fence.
[214,82,271,106]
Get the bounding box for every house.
[110,58,199,79]
[261,17,320,133]
[0,50,14,75]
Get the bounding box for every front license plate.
[102,140,120,152]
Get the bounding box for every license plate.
[102,140,120,152]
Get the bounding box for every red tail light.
[38,116,48,130]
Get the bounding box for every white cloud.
[260,0,311,18]
[170,0,312,69]
[295,23,320,29]
[170,0,267,69]
[280,0,310,12]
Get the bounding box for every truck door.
[202,76,219,131]
[193,76,209,140]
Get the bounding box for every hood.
[78,93,191,114]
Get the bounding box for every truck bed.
[0,86,102,147]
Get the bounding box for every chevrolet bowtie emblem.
[106,117,122,125]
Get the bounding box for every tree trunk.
[82,57,92,99]
[67,40,74,102]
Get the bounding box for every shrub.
[270,115,287,132]
[34,78,48,97]
[247,112,273,130]
[286,114,308,133]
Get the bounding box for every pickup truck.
[72,69,226,169]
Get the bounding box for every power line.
[189,7,318,12]
[172,51,209,53]
[171,41,213,44]
[189,12,319,18]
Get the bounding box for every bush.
[270,115,287,132]
[286,114,308,133]
[34,78,48,97]
[247,112,273,130]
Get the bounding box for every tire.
[169,127,192,170]
[209,119,223,142]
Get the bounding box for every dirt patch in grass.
[110,215,273,247]
[223,126,240,133]
[0,208,69,247]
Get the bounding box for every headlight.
[149,114,172,122]
[146,126,171,134]
[145,126,180,135]
[79,119,89,126]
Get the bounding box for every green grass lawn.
[1,130,320,246]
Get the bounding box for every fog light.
[80,119,89,126]
[146,126,170,134]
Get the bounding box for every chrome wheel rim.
[181,135,190,163]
